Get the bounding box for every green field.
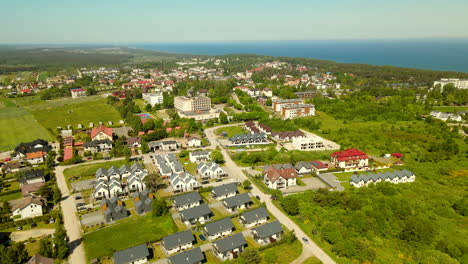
[63,159,130,179]
[432,106,468,112]
[83,214,177,260]
[27,97,121,134]
[259,240,302,264]
[0,99,52,151]
[214,125,246,137]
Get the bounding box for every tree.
[53,185,62,204]
[241,248,262,264]
[152,198,170,217]
[211,149,225,164]
[38,237,54,258]
[0,242,29,264]
[219,112,228,124]
[242,180,252,190]
[265,98,272,106]
[54,223,69,259]
[145,103,153,112]
[281,196,299,215]
[86,87,97,96]
[36,184,54,200]
[144,174,161,192]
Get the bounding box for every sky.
[1,0,468,44]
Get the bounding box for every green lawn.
[27,97,121,135]
[0,191,22,202]
[214,125,246,137]
[303,256,322,264]
[83,214,177,260]
[178,156,198,175]
[63,160,130,179]
[0,99,52,151]
[259,240,302,264]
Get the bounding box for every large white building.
[434,78,468,89]
[292,135,325,150]
[281,104,315,119]
[143,93,163,107]
[174,95,211,112]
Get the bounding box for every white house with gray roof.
[350,170,415,188]
[162,230,195,255]
[213,233,247,260]
[179,203,211,225]
[170,172,200,193]
[173,192,202,211]
[203,217,235,241]
[113,244,149,264]
[212,182,238,200]
[240,207,269,228]
[223,193,252,212]
[197,162,227,181]
[189,150,211,163]
[252,220,283,244]
[168,247,205,264]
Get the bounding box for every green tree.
[152,198,170,217]
[38,237,54,258]
[144,174,161,192]
[219,112,229,124]
[0,242,29,264]
[211,149,225,164]
[54,223,69,259]
[242,180,252,190]
[145,104,153,112]
[281,196,299,215]
[241,248,262,264]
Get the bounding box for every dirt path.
[10,228,54,242]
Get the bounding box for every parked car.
[49,218,55,224]
[199,234,206,241]
[16,226,22,231]
[104,157,111,160]
[302,237,309,244]
[43,220,49,224]
[255,195,261,201]
[30,222,37,228]
[75,196,82,200]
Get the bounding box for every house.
[197,162,227,182]
[203,217,235,241]
[212,183,238,200]
[271,131,305,142]
[294,161,313,176]
[133,190,154,214]
[71,88,86,99]
[310,160,328,171]
[240,207,269,228]
[179,204,211,225]
[127,137,142,148]
[264,167,298,190]
[162,230,195,255]
[331,148,369,169]
[228,133,269,146]
[101,198,128,222]
[113,244,150,264]
[189,150,211,163]
[292,135,325,151]
[142,92,163,106]
[10,197,46,219]
[91,125,113,141]
[350,170,416,188]
[127,174,145,193]
[1,160,20,174]
[170,172,200,193]
[83,139,113,153]
[21,182,45,197]
[26,254,54,264]
[223,193,252,212]
[26,151,48,164]
[14,139,51,160]
[19,170,45,186]
[212,233,247,260]
[148,140,179,152]
[94,182,110,200]
[173,192,202,211]
[168,247,205,264]
[187,137,202,148]
[252,220,283,244]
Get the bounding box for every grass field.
[0,99,52,151]
[432,106,468,112]
[28,97,121,135]
[63,159,130,179]
[83,214,177,260]
[214,125,246,137]
[259,240,302,264]
[302,257,322,264]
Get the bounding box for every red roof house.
[331,148,369,169]
[91,125,113,141]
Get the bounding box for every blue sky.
[1,0,468,43]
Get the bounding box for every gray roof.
[253,220,282,239]
[204,217,234,236]
[168,247,204,264]
[113,244,149,264]
[173,192,202,207]
[180,204,211,221]
[240,207,268,224]
[190,150,210,157]
[295,161,312,170]
[162,230,195,250]
[213,233,247,254]
[223,193,251,208]
[212,182,237,197]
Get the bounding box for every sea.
[132,39,468,73]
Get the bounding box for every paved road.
[204,125,336,264]
[10,228,54,242]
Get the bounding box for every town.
[0,51,467,264]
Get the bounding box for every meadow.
[83,214,177,260]
[0,99,52,151]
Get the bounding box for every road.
[10,228,54,242]
[204,124,336,264]
[55,158,124,264]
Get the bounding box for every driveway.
[71,178,95,191]
[284,177,328,194]
[10,228,54,242]
[80,211,105,227]
[317,173,345,191]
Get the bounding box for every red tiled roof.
[64,147,73,160]
[26,151,47,160]
[265,167,297,182]
[331,148,368,161]
[91,125,113,138]
[138,131,145,136]
[71,88,85,92]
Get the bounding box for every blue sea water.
[132,39,468,73]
